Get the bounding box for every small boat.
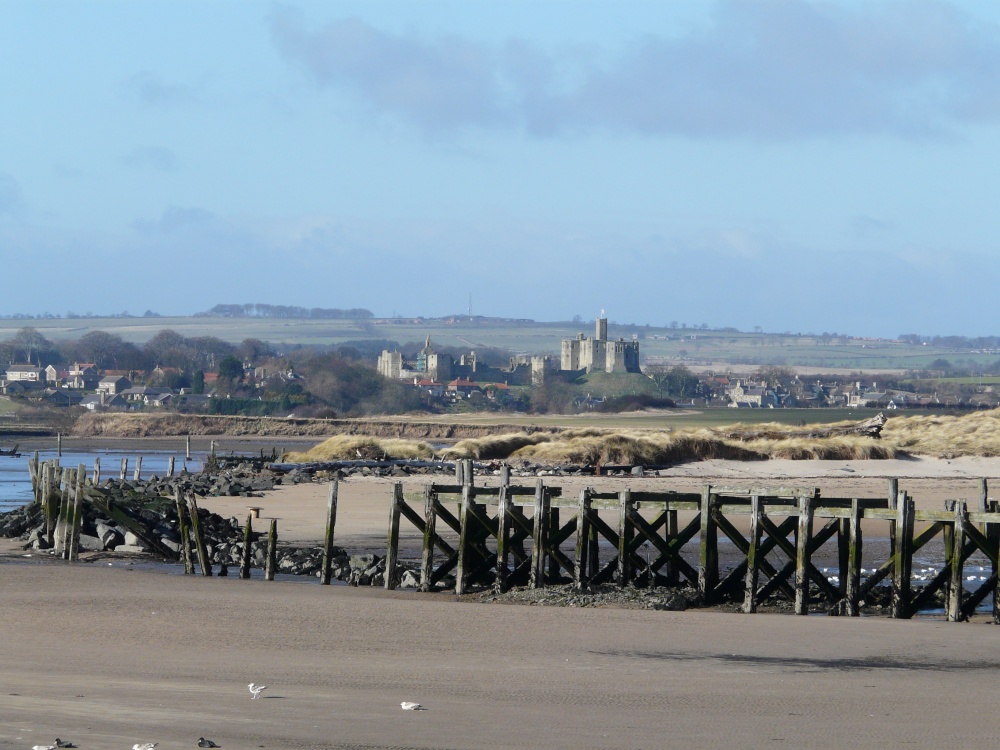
[0,443,21,458]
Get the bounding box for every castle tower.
[596,317,608,342]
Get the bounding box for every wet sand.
[4,456,1000,749]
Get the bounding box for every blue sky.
[3,0,1000,337]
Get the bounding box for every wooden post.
[547,505,561,582]
[455,460,464,486]
[265,518,277,581]
[57,432,62,457]
[529,479,547,589]
[68,465,85,562]
[845,498,863,616]
[186,435,191,460]
[211,440,216,457]
[617,489,634,588]
[120,457,127,481]
[891,492,914,618]
[665,504,679,586]
[167,456,175,477]
[991,499,1000,625]
[574,489,592,589]
[494,480,511,594]
[175,488,194,574]
[45,463,56,546]
[500,464,511,486]
[239,514,253,579]
[186,493,212,576]
[947,501,967,622]
[385,483,403,590]
[794,494,814,615]
[320,480,339,585]
[887,477,899,561]
[133,456,142,482]
[743,495,763,613]
[465,458,474,487]
[56,467,71,558]
[420,486,437,592]
[93,457,100,485]
[455,484,474,595]
[698,487,718,604]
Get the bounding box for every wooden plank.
[175,488,193,574]
[320,480,339,585]
[187,494,212,577]
[384,483,403,590]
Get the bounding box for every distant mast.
[468,293,472,321]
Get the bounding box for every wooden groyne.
[385,461,1000,622]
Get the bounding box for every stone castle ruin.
[378,337,548,386]
[560,317,640,374]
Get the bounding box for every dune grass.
[282,435,434,462]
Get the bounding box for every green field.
[0,316,995,372]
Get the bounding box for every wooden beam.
[320,480,339,585]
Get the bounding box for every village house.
[97,375,132,396]
[4,364,43,382]
[80,393,130,411]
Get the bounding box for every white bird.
[248,683,266,700]
[400,701,426,710]
[197,739,220,748]
[133,744,157,750]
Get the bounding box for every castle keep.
[560,317,640,374]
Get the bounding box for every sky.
[3,0,1000,338]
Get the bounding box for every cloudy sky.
[3,0,1000,337]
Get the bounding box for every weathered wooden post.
[265,518,277,581]
[55,467,71,558]
[743,495,763,613]
[529,479,548,589]
[120,457,128,481]
[211,440,216,458]
[68,465,85,562]
[133,456,142,482]
[574,489,592,589]
[320,480,339,585]
[45,462,56,546]
[494,480,511,594]
[385,482,403,590]
[617,489,634,588]
[794,493,815,615]
[57,432,62,457]
[186,493,212,576]
[887,477,899,561]
[239,514,254,579]
[186,435,191,461]
[891,492,914,618]
[420,486,437,592]
[698,487,718,604]
[455,460,464,486]
[167,456,175,477]
[845,498,863,616]
[28,452,38,499]
[93,457,100,485]
[947,501,968,622]
[175,488,194,574]
[455,484,474,595]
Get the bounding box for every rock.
[631,466,644,476]
[77,534,104,552]
[123,531,143,547]
[399,569,420,589]
[114,544,148,554]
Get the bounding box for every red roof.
[448,378,478,388]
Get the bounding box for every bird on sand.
[400,702,426,710]
[54,741,77,748]
[248,683,266,700]
[133,744,158,750]
[197,739,220,748]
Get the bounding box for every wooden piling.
[947,501,967,622]
[891,492,914,618]
[320,480,339,585]
[794,494,815,615]
[617,489,634,588]
[175,488,194,574]
[93,457,100,485]
[56,467,71,558]
[385,483,403,590]
[57,432,62,457]
[529,479,547,589]
[186,435,191,460]
[167,456,175,477]
[845,498,863,616]
[120,457,128,481]
[743,495,763,613]
[455,484,474,595]
[494,479,512,594]
[133,456,142,482]
[186,493,212,576]
[239,514,253,579]
[698,487,718,604]
[418,486,438,592]
[265,518,277,581]
[68,465,85,562]
[574,489,592,589]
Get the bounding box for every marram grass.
[282,435,434,462]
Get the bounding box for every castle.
[378,336,548,386]
[560,317,640,374]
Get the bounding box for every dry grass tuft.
[881,409,1000,458]
[282,435,434,462]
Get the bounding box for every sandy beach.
[4,456,1000,749]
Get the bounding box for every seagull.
[400,702,426,711]
[248,683,266,700]
[133,744,157,750]
[54,741,77,748]
[197,739,220,748]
